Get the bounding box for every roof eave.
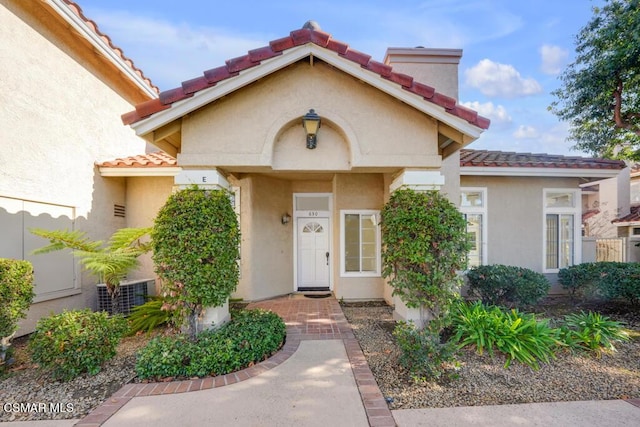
[130,44,484,141]
[98,166,181,177]
[45,0,158,99]
[460,166,622,178]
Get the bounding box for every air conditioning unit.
[97,279,152,316]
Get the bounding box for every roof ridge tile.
[121,25,491,130]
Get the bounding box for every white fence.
[583,237,640,263]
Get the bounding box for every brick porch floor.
[76,295,395,427]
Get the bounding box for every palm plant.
[30,227,151,314]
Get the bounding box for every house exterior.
[0,0,158,335]
[3,1,629,333]
[113,21,491,306]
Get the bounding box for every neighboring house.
[0,0,158,335]
[581,167,630,238]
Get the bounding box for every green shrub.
[0,259,35,339]
[595,262,640,306]
[136,309,285,380]
[558,263,599,301]
[466,264,550,308]
[29,309,128,381]
[394,321,458,382]
[152,187,240,339]
[0,259,35,366]
[560,311,630,354]
[127,297,172,335]
[381,189,470,324]
[450,301,560,370]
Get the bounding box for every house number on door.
[308,211,319,217]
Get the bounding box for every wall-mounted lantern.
[281,213,291,225]
[302,109,321,149]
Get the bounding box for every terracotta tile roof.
[582,209,600,222]
[612,205,640,224]
[61,0,158,94]
[460,149,625,170]
[121,27,489,130]
[97,151,177,168]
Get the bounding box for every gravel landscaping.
[1,298,638,422]
[341,298,640,410]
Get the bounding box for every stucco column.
[388,169,445,327]
[174,168,231,330]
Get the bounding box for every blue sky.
[82,0,606,156]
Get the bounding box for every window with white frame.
[340,210,381,276]
[544,189,580,271]
[460,188,487,267]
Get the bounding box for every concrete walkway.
[393,400,640,426]
[3,295,639,426]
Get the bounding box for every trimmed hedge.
[558,262,640,305]
[135,309,286,380]
[466,264,550,307]
[29,309,128,381]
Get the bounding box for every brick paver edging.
[74,337,301,427]
[75,297,396,427]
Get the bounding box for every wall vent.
[114,204,126,218]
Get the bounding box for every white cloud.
[465,59,543,98]
[461,101,512,126]
[86,10,270,90]
[539,44,568,75]
[513,125,540,139]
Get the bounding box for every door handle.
[326,251,329,265]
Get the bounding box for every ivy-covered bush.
[29,309,128,381]
[466,264,550,308]
[381,189,470,325]
[136,309,285,380]
[558,263,599,301]
[0,259,35,366]
[450,301,561,370]
[152,186,240,339]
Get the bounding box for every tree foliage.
[381,189,470,324]
[152,187,240,340]
[30,227,151,314]
[0,259,34,365]
[550,0,640,159]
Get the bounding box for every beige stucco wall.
[461,175,581,293]
[230,174,294,301]
[179,61,441,172]
[124,176,174,291]
[333,174,385,300]
[1,1,150,335]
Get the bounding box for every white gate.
[596,238,626,262]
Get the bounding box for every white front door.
[297,217,330,290]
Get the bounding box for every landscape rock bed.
[1,299,638,422]
[341,301,640,410]
[0,332,149,422]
